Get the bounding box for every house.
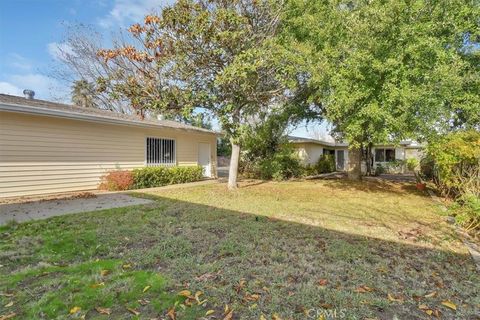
[0,93,218,198]
[289,136,423,173]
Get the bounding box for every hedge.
[133,166,204,189]
[100,166,204,191]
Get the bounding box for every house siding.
[0,111,217,198]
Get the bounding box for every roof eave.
[0,102,220,135]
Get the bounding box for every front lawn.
[1,179,478,319]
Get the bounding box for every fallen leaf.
[262,286,270,292]
[441,300,457,311]
[206,310,215,316]
[318,279,328,286]
[0,313,16,320]
[90,282,105,288]
[272,314,282,320]
[126,307,140,316]
[223,310,233,320]
[100,269,110,277]
[425,309,433,315]
[387,293,404,302]
[138,299,150,306]
[95,307,111,315]
[179,290,192,297]
[4,302,13,308]
[122,264,132,269]
[69,306,81,314]
[167,307,176,320]
[195,291,203,302]
[424,291,437,298]
[235,279,247,293]
[245,293,260,302]
[354,285,374,293]
[260,315,267,320]
[198,299,208,306]
[418,304,429,310]
[143,285,151,293]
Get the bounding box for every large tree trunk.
[228,141,241,190]
[347,147,362,180]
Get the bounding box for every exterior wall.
[295,143,324,165]
[0,111,217,198]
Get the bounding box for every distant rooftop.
[288,135,422,148]
[0,94,217,134]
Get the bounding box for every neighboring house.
[289,136,423,173]
[0,94,218,198]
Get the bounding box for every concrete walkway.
[0,194,153,225]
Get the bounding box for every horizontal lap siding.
[0,112,217,198]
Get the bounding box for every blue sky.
[0,0,328,139]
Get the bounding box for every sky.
[0,0,329,139]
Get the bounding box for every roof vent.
[23,89,35,99]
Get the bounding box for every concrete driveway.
[0,193,153,225]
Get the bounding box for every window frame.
[145,137,177,166]
[374,148,396,163]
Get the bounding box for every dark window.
[375,148,396,162]
[385,149,395,162]
[375,149,385,162]
[146,137,176,166]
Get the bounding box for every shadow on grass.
[1,191,478,320]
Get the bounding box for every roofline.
[0,102,220,135]
[288,136,424,148]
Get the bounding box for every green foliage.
[315,154,336,174]
[133,166,204,189]
[449,194,480,232]
[406,158,420,172]
[217,137,232,157]
[374,164,386,176]
[243,145,303,181]
[427,130,480,197]
[284,0,480,147]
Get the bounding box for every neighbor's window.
[146,137,176,166]
[375,148,395,162]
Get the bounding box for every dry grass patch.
[1,179,478,319]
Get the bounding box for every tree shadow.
[117,193,477,319]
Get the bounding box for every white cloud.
[0,81,23,96]
[98,0,172,28]
[47,42,75,61]
[9,53,33,72]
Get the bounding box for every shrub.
[257,146,303,181]
[427,130,480,198]
[100,170,134,191]
[449,194,480,233]
[132,166,203,189]
[374,164,385,176]
[406,158,420,172]
[315,154,336,174]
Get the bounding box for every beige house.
[289,136,423,173]
[0,94,218,198]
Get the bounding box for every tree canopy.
[284,0,480,147]
[95,0,319,188]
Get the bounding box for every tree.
[71,79,97,108]
[95,0,315,189]
[285,0,480,178]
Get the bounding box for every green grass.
[1,179,479,319]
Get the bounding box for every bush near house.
[99,170,135,191]
[315,154,336,174]
[100,166,203,191]
[426,130,480,233]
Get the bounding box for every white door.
[198,143,211,177]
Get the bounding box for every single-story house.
[289,136,423,173]
[0,93,218,198]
